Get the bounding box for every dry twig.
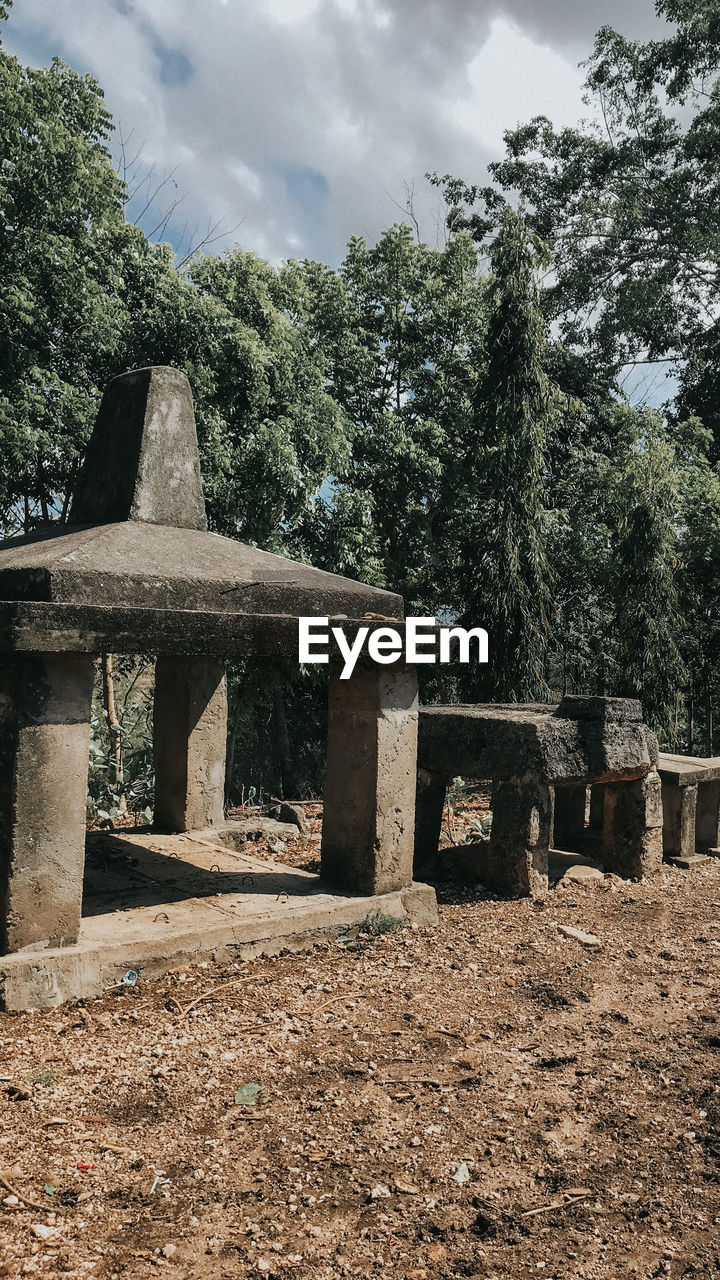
[0,1171,55,1212]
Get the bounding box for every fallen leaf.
[234,1083,263,1107]
[394,1178,421,1195]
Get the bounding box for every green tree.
[433,1,720,395]
[0,32,127,528]
[674,416,720,753]
[604,408,685,737]
[459,209,555,701]
[0,18,350,552]
[186,249,349,552]
[292,225,488,609]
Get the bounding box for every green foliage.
[188,250,350,550]
[224,659,329,804]
[8,7,720,794]
[292,225,488,609]
[0,46,128,527]
[458,209,554,701]
[87,659,154,825]
[360,910,405,936]
[604,407,685,737]
[430,0,720,747]
[432,2,720,385]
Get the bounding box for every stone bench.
[657,753,720,861]
[414,695,661,897]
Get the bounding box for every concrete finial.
[68,366,207,531]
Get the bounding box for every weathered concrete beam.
[0,652,94,953]
[153,657,227,832]
[661,779,697,860]
[484,774,553,898]
[321,665,418,895]
[604,769,663,879]
[0,603,412,660]
[695,780,720,852]
[418,696,658,787]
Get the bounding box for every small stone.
[394,1177,421,1195]
[30,1223,57,1241]
[558,924,601,948]
[278,802,308,833]
[3,1195,18,1206]
[161,1244,177,1259]
[369,1183,391,1200]
[560,864,604,885]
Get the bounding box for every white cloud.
[263,0,321,24]
[231,161,263,200]
[3,0,665,265]
[453,16,585,153]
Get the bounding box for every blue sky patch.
[283,164,328,211]
[154,40,193,87]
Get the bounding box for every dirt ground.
[2,802,720,1279]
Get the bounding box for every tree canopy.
[5,0,720,800]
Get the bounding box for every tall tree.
[291,225,488,609]
[605,407,685,736]
[432,0,720,399]
[459,209,554,702]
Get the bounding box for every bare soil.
[2,804,720,1279]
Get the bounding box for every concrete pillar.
[661,779,697,859]
[0,653,94,954]
[695,780,720,851]
[413,769,448,879]
[589,783,605,831]
[552,783,588,850]
[604,769,663,879]
[153,657,227,832]
[321,665,418,895]
[484,774,552,898]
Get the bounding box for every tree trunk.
[272,687,297,800]
[102,654,127,813]
[687,680,694,755]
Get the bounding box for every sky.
[4,0,668,268]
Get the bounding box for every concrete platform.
[667,853,715,870]
[659,753,720,785]
[0,827,437,1011]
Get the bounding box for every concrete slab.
[0,522,403,620]
[0,828,437,1011]
[658,753,720,785]
[549,850,604,885]
[419,696,658,785]
[666,854,714,870]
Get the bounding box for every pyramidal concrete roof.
[0,521,402,618]
[0,367,403,654]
